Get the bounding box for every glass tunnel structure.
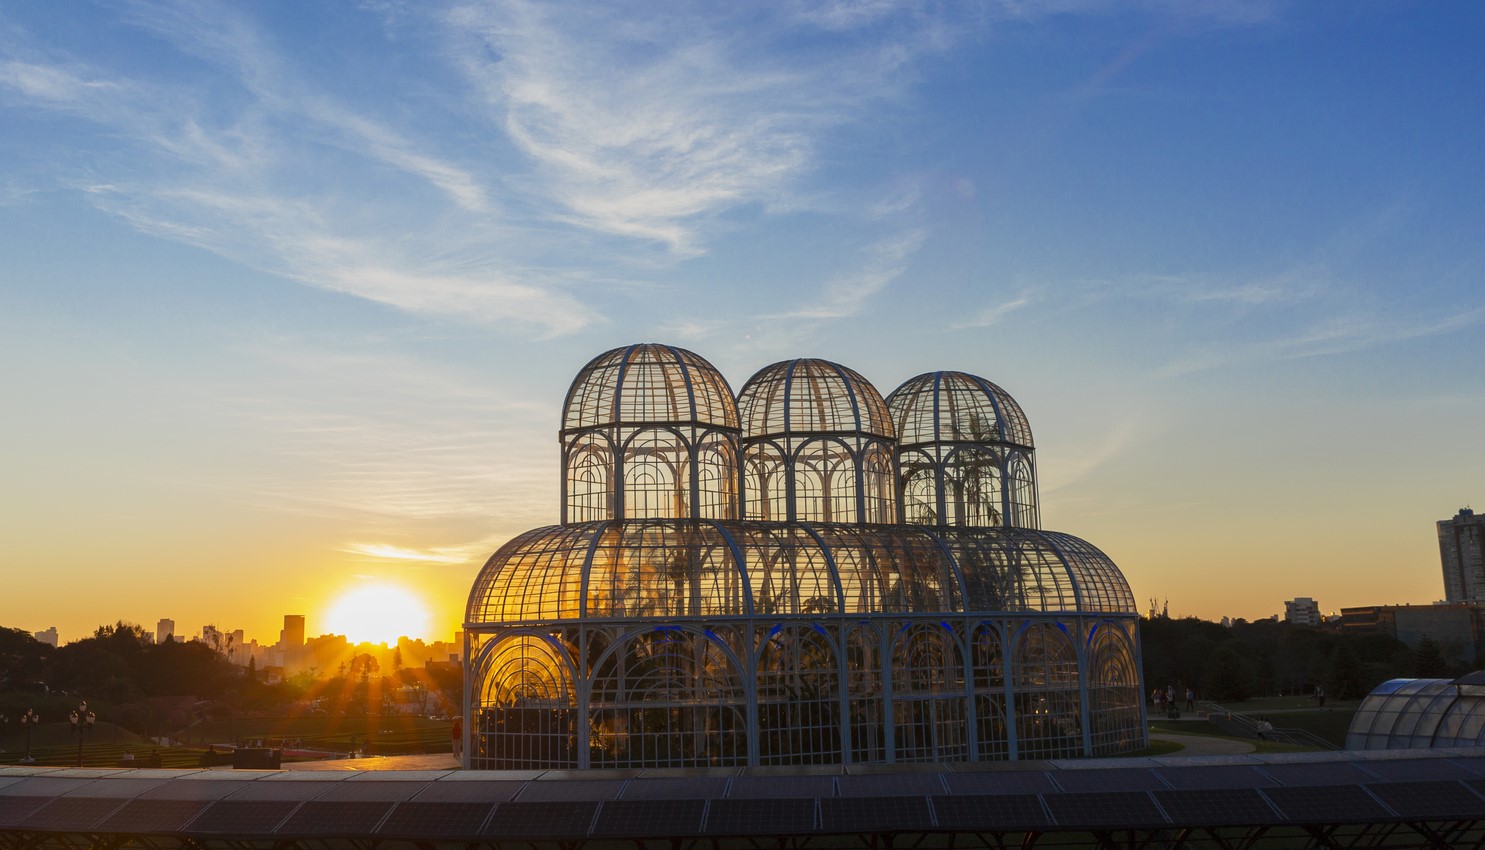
[1348,673,1485,750]
[465,344,1145,769]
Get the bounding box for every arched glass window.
[1009,453,1037,528]
[1087,623,1142,754]
[845,624,885,764]
[472,635,578,769]
[565,436,614,523]
[891,622,968,763]
[743,442,787,521]
[623,428,690,519]
[945,446,1002,527]
[757,625,841,765]
[970,623,1007,760]
[588,629,747,768]
[696,433,737,519]
[1013,622,1082,759]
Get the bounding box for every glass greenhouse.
[465,344,1145,769]
[1348,674,1485,750]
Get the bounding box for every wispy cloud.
[183,338,557,532]
[341,542,477,564]
[774,228,926,320]
[1142,269,1324,306]
[446,1,960,254]
[2,1,979,331]
[120,1,490,212]
[1039,416,1142,496]
[954,290,1036,329]
[1158,307,1485,377]
[2,2,591,334]
[1068,269,1323,309]
[0,59,126,104]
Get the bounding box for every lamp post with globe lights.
[69,702,95,767]
[19,709,39,764]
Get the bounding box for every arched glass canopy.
[467,344,1145,770]
[467,521,1134,624]
[1348,674,1485,750]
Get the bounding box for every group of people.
[1151,685,1197,714]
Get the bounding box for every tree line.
[0,623,461,744]
[1140,615,1467,703]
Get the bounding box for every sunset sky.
[3,1,1482,645]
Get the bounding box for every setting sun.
[323,584,432,644]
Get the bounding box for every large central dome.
[737,358,894,439]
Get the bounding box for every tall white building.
[1440,508,1485,602]
[157,618,175,644]
[33,627,58,647]
[1285,597,1321,627]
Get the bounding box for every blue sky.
[2,1,1482,642]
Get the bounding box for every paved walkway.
[279,739,1255,770]
[1149,733,1255,756]
[280,753,459,771]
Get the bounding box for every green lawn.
[181,715,453,755]
[1218,696,1362,714]
[0,722,207,769]
[1125,738,1184,757]
[1147,721,1313,754]
[0,715,454,767]
[1207,697,1360,747]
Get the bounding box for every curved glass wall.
[468,345,1145,769]
[1348,676,1485,750]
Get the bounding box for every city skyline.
[3,3,1483,643]
[22,612,460,653]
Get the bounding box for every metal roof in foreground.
[5,748,1485,849]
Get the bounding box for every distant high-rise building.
[282,614,305,648]
[33,627,58,647]
[202,624,221,650]
[157,618,175,644]
[1284,597,1322,627]
[1440,508,1485,602]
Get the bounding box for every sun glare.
[323,584,432,645]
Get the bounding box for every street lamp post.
[19,709,39,764]
[69,702,96,767]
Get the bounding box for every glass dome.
[561,344,740,523]
[888,371,1039,529]
[564,343,738,431]
[889,371,1033,448]
[737,359,894,439]
[737,359,896,524]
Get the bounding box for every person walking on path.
[1185,688,1195,711]
[452,716,463,759]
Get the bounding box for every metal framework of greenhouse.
[464,344,1146,769]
